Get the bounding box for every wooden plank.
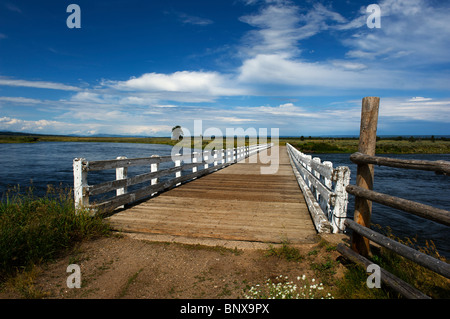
[95,161,231,212]
[345,219,450,279]
[106,146,318,244]
[346,185,450,227]
[87,155,176,171]
[87,161,206,196]
[350,152,450,175]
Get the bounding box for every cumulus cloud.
[105,71,247,100]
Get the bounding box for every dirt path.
[0,233,347,299]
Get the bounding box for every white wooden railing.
[286,143,350,233]
[73,143,273,214]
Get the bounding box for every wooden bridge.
[73,143,350,248]
[73,97,450,298]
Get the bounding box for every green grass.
[336,226,450,299]
[280,137,450,154]
[2,133,449,154]
[265,242,304,262]
[0,186,111,281]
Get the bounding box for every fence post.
[175,154,181,186]
[204,150,209,170]
[192,152,198,178]
[333,166,351,233]
[351,96,380,256]
[73,158,89,212]
[116,156,128,209]
[213,150,218,167]
[322,161,333,222]
[151,155,159,196]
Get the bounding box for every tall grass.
[0,186,110,280]
[337,226,450,299]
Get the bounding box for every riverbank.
[1,134,449,154]
[0,188,448,299]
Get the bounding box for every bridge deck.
[106,146,318,247]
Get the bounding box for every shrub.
[0,186,110,280]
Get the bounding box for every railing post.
[192,152,198,177]
[73,158,89,212]
[312,157,321,201]
[151,155,159,196]
[116,156,128,208]
[175,154,181,186]
[213,150,218,167]
[351,96,380,256]
[333,166,351,233]
[321,161,333,221]
[220,149,225,164]
[204,150,209,170]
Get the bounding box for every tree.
[171,125,183,141]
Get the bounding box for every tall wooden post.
[351,97,380,257]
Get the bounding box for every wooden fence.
[286,143,350,233]
[73,143,273,215]
[337,96,450,299]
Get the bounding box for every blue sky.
[0,0,449,137]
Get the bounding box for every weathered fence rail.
[73,143,273,214]
[286,143,350,233]
[337,96,450,299]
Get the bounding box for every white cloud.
[0,78,80,91]
[178,13,213,26]
[106,71,247,101]
[0,96,42,104]
[380,97,450,122]
[342,0,450,65]
[0,116,172,136]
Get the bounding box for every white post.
[116,156,127,209]
[73,158,89,212]
[220,149,225,164]
[204,151,209,170]
[322,161,333,221]
[192,152,198,176]
[151,155,159,196]
[175,154,181,186]
[213,150,218,167]
[332,166,351,233]
[312,157,321,201]
[305,155,312,189]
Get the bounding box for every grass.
[279,137,450,154]
[0,185,111,282]
[335,226,450,299]
[265,242,304,262]
[2,133,449,154]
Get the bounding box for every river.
[0,142,449,258]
